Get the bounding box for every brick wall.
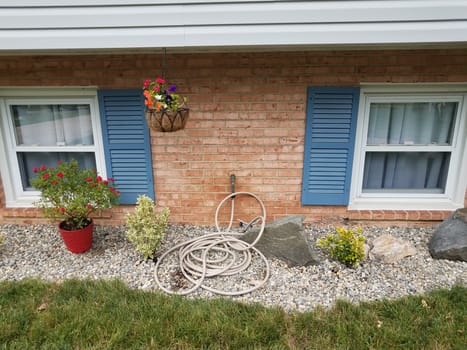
[1,49,466,226]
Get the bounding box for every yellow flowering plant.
[317,227,366,268]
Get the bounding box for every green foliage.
[126,195,169,260]
[1,279,465,350]
[30,160,120,230]
[317,227,366,267]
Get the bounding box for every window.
[0,88,106,206]
[349,85,467,210]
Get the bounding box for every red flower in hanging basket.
[143,77,189,132]
[143,77,188,112]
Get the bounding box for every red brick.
[1,49,466,226]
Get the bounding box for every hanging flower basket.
[143,77,189,132]
[146,105,189,132]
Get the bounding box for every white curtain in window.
[363,152,450,191]
[363,102,456,192]
[12,104,93,146]
[366,102,456,145]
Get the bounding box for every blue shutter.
[98,89,154,204]
[301,87,360,205]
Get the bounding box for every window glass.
[362,152,450,193]
[18,152,96,190]
[367,102,457,145]
[11,104,93,146]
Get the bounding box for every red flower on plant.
[30,160,120,231]
[57,160,63,165]
[32,167,38,173]
[143,76,186,113]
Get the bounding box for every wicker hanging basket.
[146,107,189,132]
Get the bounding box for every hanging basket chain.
[143,48,190,132]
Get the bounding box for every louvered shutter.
[301,87,359,205]
[98,90,154,204]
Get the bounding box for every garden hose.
[154,192,270,296]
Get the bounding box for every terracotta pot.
[146,107,189,132]
[58,220,94,254]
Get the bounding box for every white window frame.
[0,87,106,207]
[349,84,467,210]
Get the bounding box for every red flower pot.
[58,220,94,254]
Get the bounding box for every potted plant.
[143,77,189,132]
[30,160,120,253]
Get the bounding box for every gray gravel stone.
[0,223,466,312]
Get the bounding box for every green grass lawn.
[0,279,465,349]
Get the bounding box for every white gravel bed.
[0,223,465,313]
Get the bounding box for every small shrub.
[317,227,366,268]
[125,195,170,260]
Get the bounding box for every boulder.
[240,215,319,267]
[429,208,467,262]
[370,234,417,264]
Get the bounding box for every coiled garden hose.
[154,192,270,296]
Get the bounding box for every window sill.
[5,194,39,208]
[348,197,463,211]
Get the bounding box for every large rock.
[369,234,417,264]
[240,215,319,267]
[429,208,467,262]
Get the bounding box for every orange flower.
[142,77,187,112]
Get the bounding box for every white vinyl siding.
[1,1,466,51]
[349,84,467,210]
